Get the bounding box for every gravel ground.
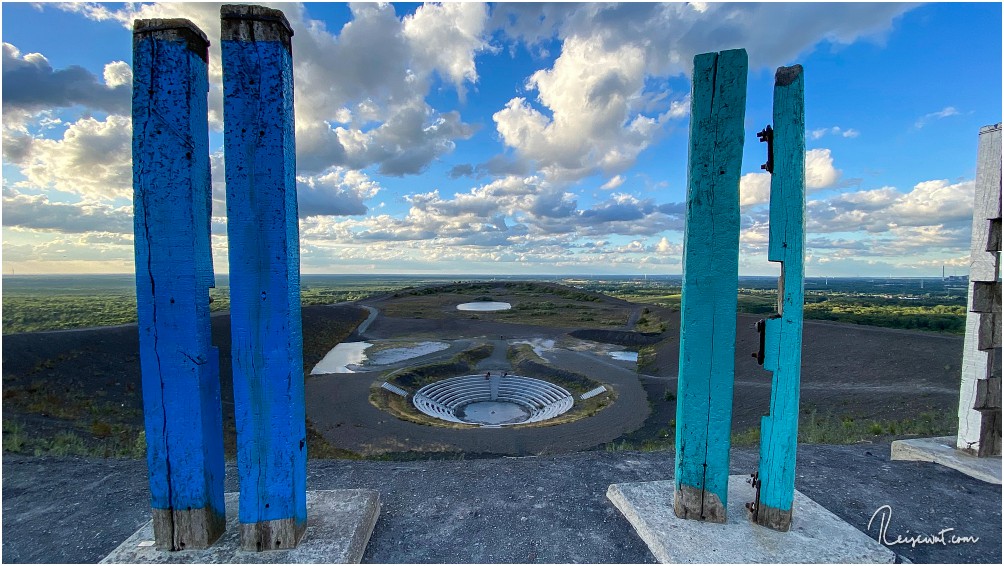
[2,443,1000,564]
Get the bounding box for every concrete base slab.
[891,436,1002,484]
[606,476,895,563]
[101,490,379,564]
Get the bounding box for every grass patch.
[604,408,957,453]
[3,418,147,459]
[604,436,674,452]
[797,408,957,444]
[638,345,658,373]
[634,307,668,333]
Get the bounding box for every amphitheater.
[412,373,574,426]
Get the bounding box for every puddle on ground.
[609,351,638,362]
[456,301,512,312]
[311,342,372,374]
[312,340,451,374]
[368,341,450,365]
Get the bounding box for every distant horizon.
[0,272,970,281]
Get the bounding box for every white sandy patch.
[311,342,372,374]
[512,338,556,359]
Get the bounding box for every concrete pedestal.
[101,490,379,563]
[891,436,1002,484]
[607,476,895,563]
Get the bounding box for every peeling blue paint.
[222,32,306,528]
[757,65,806,521]
[674,49,747,518]
[132,28,224,517]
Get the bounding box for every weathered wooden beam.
[674,48,747,523]
[958,123,1003,457]
[132,18,226,550]
[221,4,307,551]
[751,64,805,532]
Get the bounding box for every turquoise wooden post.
[221,4,306,551]
[132,19,225,550]
[751,64,806,532]
[674,48,747,523]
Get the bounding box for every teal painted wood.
[674,48,747,522]
[132,19,225,539]
[221,6,307,535]
[755,65,806,531]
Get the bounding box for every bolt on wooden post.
[749,64,805,532]
[220,4,307,552]
[957,123,1002,457]
[674,48,747,523]
[132,18,226,550]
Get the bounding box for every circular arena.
[412,374,573,426]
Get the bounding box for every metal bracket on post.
[757,125,774,174]
[748,64,806,533]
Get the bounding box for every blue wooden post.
[132,19,225,550]
[674,48,747,523]
[221,4,306,551]
[751,65,806,532]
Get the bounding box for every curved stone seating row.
[412,374,574,425]
[496,379,567,406]
[526,395,574,423]
[412,395,465,423]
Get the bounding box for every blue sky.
[2,2,1001,276]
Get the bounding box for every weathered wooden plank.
[132,18,226,550]
[753,64,805,532]
[221,4,307,551]
[674,48,747,523]
[958,123,1003,456]
[971,123,1002,281]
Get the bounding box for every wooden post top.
[221,4,294,48]
[980,122,1002,134]
[133,18,209,61]
[774,64,803,86]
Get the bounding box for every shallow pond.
[368,341,450,365]
[312,340,451,374]
[609,351,639,362]
[456,301,512,312]
[311,342,372,374]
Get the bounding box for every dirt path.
[475,340,512,373]
[353,305,380,338]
